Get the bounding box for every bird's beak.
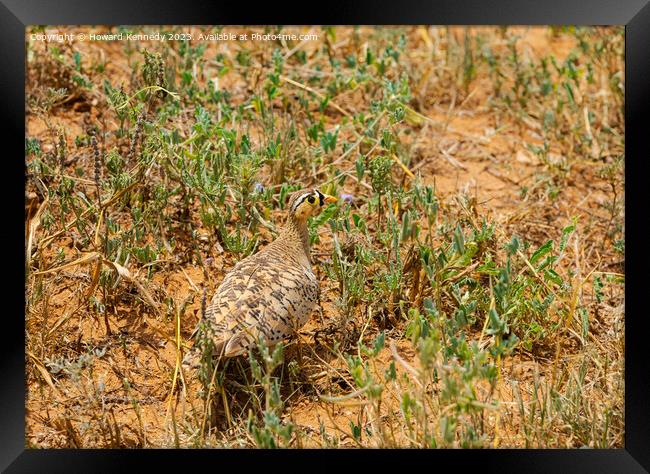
[323,194,338,204]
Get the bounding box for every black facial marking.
[315,189,325,206]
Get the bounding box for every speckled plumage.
[184,188,336,365]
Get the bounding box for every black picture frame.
[3,0,648,471]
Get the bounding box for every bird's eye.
[307,195,316,204]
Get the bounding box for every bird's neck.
[282,215,311,257]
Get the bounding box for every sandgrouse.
[184,188,337,367]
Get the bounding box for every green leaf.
[453,225,466,255]
[580,307,590,340]
[487,308,506,335]
[505,235,520,256]
[385,361,396,381]
[560,223,576,252]
[594,276,604,303]
[350,421,362,441]
[530,240,553,265]
[355,156,365,180]
[544,268,563,286]
[373,331,385,356]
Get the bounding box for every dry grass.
[25,25,624,448]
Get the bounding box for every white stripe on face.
[291,193,312,213]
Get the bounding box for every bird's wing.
[203,256,319,357]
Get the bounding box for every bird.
[183,188,338,368]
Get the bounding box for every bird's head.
[287,188,338,222]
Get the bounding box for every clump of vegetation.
[25,25,624,448]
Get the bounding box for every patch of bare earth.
[25,26,623,448]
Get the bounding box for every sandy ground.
[25,25,624,448]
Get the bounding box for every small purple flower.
[340,193,354,204]
[253,182,265,194]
